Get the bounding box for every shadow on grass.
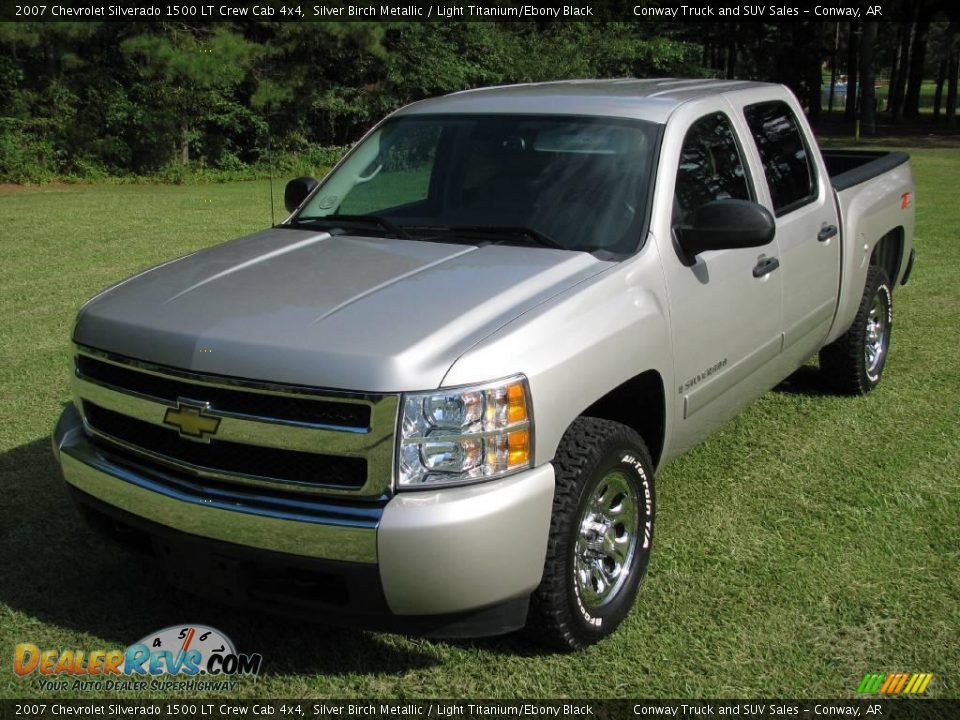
[0,436,443,676]
[445,635,559,659]
[773,365,833,398]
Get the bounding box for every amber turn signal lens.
[507,429,530,467]
[506,382,528,424]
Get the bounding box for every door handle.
[818,224,838,242]
[753,256,780,278]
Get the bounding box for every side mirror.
[284,176,319,213]
[675,199,775,262]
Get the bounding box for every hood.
[74,228,612,392]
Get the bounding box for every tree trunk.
[180,125,190,165]
[844,22,860,122]
[828,22,840,115]
[888,25,902,114]
[891,20,913,120]
[947,50,959,130]
[860,22,878,135]
[941,23,959,126]
[933,58,946,122]
[725,37,737,80]
[805,22,823,125]
[808,32,823,125]
[904,17,930,120]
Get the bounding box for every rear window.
[744,101,817,216]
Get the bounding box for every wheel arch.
[870,226,904,288]
[579,369,666,469]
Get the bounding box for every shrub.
[0,118,60,183]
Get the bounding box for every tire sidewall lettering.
[570,450,653,632]
[621,453,653,550]
[881,283,893,325]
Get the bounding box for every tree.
[121,25,263,165]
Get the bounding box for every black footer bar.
[2,699,958,720]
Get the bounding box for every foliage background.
[1,17,957,184]
[0,22,697,182]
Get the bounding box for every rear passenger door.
[742,100,841,367]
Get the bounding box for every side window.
[744,101,817,216]
[672,112,752,227]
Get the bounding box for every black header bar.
[1,0,943,24]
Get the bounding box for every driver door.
[660,109,784,451]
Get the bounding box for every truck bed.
[823,149,910,192]
[822,146,914,349]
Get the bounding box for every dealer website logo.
[13,624,262,692]
[857,672,934,695]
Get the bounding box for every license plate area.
[153,538,244,601]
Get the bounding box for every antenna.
[269,174,276,227]
[266,134,277,227]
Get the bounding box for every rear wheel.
[820,266,893,395]
[526,417,655,651]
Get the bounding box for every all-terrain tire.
[526,417,655,651]
[819,266,893,395]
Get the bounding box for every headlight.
[397,375,533,489]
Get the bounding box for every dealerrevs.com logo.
[13,624,262,692]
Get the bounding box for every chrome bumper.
[54,403,379,563]
[53,404,555,616]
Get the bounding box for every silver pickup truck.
[53,79,915,651]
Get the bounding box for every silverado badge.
[163,399,221,442]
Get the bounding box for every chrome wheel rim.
[574,470,639,609]
[864,292,889,377]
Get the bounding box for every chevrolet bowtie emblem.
[163,400,222,442]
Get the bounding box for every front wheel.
[526,417,655,651]
[819,266,893,395]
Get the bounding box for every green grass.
[1,148,958,700]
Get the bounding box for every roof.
[394,78,779,124]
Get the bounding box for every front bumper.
[53,404,554,636]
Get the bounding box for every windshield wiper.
[418,224,568,251]
[293,213,411,239]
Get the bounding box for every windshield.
[292,114,660,254]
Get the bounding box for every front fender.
[442,251,674,467]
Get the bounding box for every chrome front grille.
[72,346,399,499]
[76,354,371,428]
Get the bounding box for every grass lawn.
[0,148,957,700]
